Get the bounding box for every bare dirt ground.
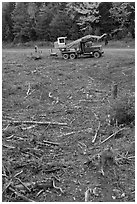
[2,47,135,202]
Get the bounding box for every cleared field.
[2,48,135,202]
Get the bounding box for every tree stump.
[35,45,38,53]
[112,83,118,99]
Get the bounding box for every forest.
[2,2,135,43]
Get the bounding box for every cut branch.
[15,177,31,192]
[92,121,101,143]
[85,188,91,202]
[5,120,68,126]
[43,140,61,146]
[2,180,13,194]
[36,189,44,197]
[26,82,31,96]
[8,187,35,202]
[57,131,75,137]
[52,179,64,193]
[24,83,36,99]
[2,143,15,149]
[14,182,35,191]
[21,125,36,130]
[100,127,129,145]
[2,123,10,131]
[14,170,23,178]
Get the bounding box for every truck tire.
[70,53,76,60]
[62,53,69,60]
[93,51,100,58]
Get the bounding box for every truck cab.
[54,37,67,49]
[78,41,104,58]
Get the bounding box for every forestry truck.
[50,34,107,59]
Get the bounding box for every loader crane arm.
[66,33,107,49]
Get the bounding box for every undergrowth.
[109,94,135,126]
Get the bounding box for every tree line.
[2,2,135,43]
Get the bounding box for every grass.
[2,37,135,49]
[2,46,135,202]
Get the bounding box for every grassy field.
[2,47,135,202]
[2,37,135,49]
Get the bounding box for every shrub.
[109,94,135,126]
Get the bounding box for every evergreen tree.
[49,11,72,41]
[12,3,31,42]
[98,2,113,33]
[2,2,135,43]
[2,2,15,41]
[12,2,38,42]
[67,2,100,35]
[110,2,135,38]
[35,4,54,41]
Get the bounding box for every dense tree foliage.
[98,2,114,34]
[2,2,15,41]
[12,3,34,42]
[2,2,135,43]
[50,11,73,41]
[35,4,54,41]
[110,2,135,38]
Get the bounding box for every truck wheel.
[93,51,100,58]
[70,53,76,60]
[62,54,69,60]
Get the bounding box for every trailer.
[50,34,107,59]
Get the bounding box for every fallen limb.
[8,187,35,202]
[78,141,87,148]
[14,182,35,191]
[51,175,60,182]
[116,155,135,161]
[42,167,62,174]
[2,179,13,194]
[36,189,44,197]
[5,135,14,140]
[26,82,31,96]
[57,131,75,137]
[2,165,7,176]
[25,89,35,99]
[58,127,94,138]
[92,121,101,143]
[100,127,129,145]
[43,140,61,146]
[21,125,37,130]
[127,156,135,160]
[41,161,73,173]
[2,123,10,131]
[5,120,68,126]
[24,82,36,99]
[14,170,23,178]
[35,179,53,189]
[2,143,15,149]
[52,179,64,193]
[78,141,87,155]
[15,177,31,192]
[85,188,91,202]
[93,112,99,120]
[31,178,63,194]
[89,88,106,93]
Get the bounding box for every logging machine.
[50,34,107,59]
